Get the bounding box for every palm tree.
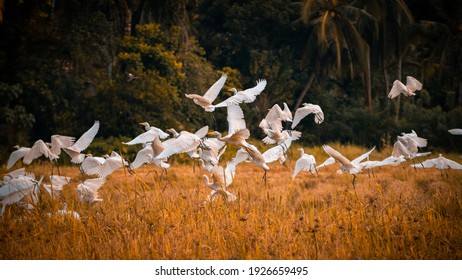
[296,0,376,110]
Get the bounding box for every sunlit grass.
[1,146,462,259]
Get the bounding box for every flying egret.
[123,122,169,145]
[259,103,292,133]
[22,140,59,165]
[387,76,423,99]
[322,145,375,186]
[127,73,139,82]
[242,144,270,182]
[214,79,267,107]
[155,126,209,160]
[63,120,100,163]
[410,154,462,177]
[95,151,130,178]
[185,74,227,112]
[77,177,106,203]
[292,148,317,180]
[291,103,324,129]
[262,131,300,165]
[211,128,251,149]
[197,138,227,172]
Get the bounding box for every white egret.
[291,103,324,129]
[123,122,169,145]
[22,140,59,165]
[185,74,227,112]
[77,177,106,203]
[214,79,267,107]
[322,145,375,186]
[197,138,227,172]
[387,76,423,99]
[127,73,139,82]
[0,174,43,215]
[262,131,300,165]
[259,103,292,132]
[95,151,130,178]
[292,148,317,180]
[155,125,209,160]
[410,154,462,171]
[211,128,251,149]
[63,120,100,163]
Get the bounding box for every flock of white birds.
[1,74,461,219]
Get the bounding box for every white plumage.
[64,120,100,163]
[185,74,227,112]
[388,76,423,99]
[291,103,324,129]
[214,79,267,107]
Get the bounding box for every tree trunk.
[364,44,372,108]
[395,55,402,123]
[294,72,316,112]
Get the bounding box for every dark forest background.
[0,0,461,161]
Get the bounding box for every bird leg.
[351,174,357,188]
[262,170,267,184]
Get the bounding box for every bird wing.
[203,74,227,102]
[7,147,30,169]
[405,130,427,148]
[72,121,100,152]
[82,177,106,191]
[3,168,27,183]
[388,80,407,99]
[229,128,251,144]
[411,158,435,168]
[227,104,246,135]
[23,140,52,164]
[443,157,462,170]
[406,76,423,92]
[151,136,165,157]
[96,153,125,178]
[130,146,153,169]
[316,157,335,169]
[81,156,105,175]
[195,125,209,139]
[239,79,267,103]
[49,175,71,188]
[322,145,353,168]
[351,146,376,165]
[291,103,324,129]
[262,145,284,164]
[50,135,75,156]
[123,129,158,145]
[293,156,316,179]
[0,176,36,202]
[261,104,283,127]
[156,134,199,159]
[448,128,462,135]
[392,140,410,158]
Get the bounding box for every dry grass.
[1,145,462,260]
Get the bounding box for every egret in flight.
[185,74,227,112]
[388,76,423,99]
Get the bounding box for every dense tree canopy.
[0,0,461,161]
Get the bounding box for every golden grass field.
[1,143,462,260]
